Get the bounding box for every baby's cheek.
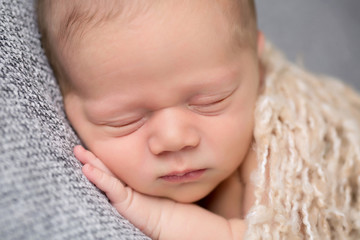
[92,138,145,179]
[89,140,126,168]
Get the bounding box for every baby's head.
[37,0,263,203]
[38,0,258,95]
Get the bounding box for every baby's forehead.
[52,1,172,41]
[49,0,250,46]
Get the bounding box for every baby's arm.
[74,146,246,240]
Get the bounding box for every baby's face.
[61,3,262,203]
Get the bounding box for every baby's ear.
[257,31,265,56]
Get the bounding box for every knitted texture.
[0,0,149,239]
[245,43,360,239]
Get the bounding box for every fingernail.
[75,145,83,151]
[74,145,84,156]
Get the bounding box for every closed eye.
[104,117,146,136]
[107,118,142,127]
[188,90,235,115]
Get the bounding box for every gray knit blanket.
[0,0,150,239]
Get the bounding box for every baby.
[37,0,360,239]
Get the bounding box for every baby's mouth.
[159,169,206,183]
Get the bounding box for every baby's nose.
[148,108,200,155]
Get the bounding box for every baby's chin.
[133,182,215,203]
[156,189,211,204]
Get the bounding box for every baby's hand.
[74,145,246,240]
[74,145,175,238]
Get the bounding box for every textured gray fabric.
[0,0,149,239]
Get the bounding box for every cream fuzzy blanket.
[246,43,360,239]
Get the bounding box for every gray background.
[255,0,360,90]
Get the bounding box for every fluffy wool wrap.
[246,43,360,239]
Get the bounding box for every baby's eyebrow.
[86,107,145,125]
[190,73,240,93]
[183,66,238,85]
[84,96,141,120]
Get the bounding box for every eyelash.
[188,96,230,115]
[106,117,146,136]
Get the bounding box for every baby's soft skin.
[54,2,263,238]
[74,145,246,239]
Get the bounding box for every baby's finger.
[74,145,96,164]
[74,145,114,176]
[82,163,128,204]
